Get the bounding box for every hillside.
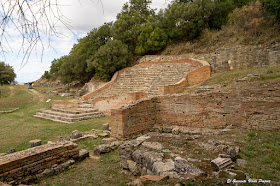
[161,1,280,55]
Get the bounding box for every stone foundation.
[0,141,79,185]
[111,89,280,139]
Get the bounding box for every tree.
[111,0,155,52]
[262,0,280,24]
[0,62,16,85]
[162,0,214,40]
[135,21,168,55]
[41,71,51,80]
[208,0,235,29]
[93,39,131,81]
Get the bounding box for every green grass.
[238,130,280,181]
[0,85,110,153]
[39,140,131,186]
[0,85,34,111]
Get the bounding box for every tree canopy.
[0,62,16,85]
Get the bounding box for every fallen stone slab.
[71,130,83,139]
[211,157,233,171]
[152,159,175,176]
[174,157,205,177]
[94,141,122,155]
[78,149,89,161]
[236,159,247,168]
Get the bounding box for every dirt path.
[29,89,45,102]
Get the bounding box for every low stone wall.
[194,43,280,72]
[111,89,280,139]
[0,142,79,185]
[93,92,148,115]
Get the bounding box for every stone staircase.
[34,103,105,123]
[95,62,196,98]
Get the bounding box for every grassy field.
[0,85,110,153]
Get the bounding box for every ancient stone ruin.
[0,141,86,185]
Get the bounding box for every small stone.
[102,122,110,131]
[29,139,42,148]
[98,133,109,137]
[78,149,89,161]
[7,148,16,154]
[225,146,240,160]
[58,136,65,142]
[236,159,247,167]
[71,130,83,139]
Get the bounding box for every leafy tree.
[111,0,155,52]
[262,0,280,24]
[135,21,168,54]
[93,39,131,81]
[208,0,235,29]
[233,0,251,7]
[0,62,16,85]
[41,71,51,79]
[59,55,90,84]
[162,0,214,40]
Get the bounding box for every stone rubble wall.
[0,142,79,185]
[194,43,280,72]
[111,89,280,139]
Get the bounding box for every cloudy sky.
[1,0,168,83]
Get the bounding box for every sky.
[0,0,168,83]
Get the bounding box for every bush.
[0,62,16,85]
[93,39,131,81]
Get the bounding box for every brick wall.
[111,89,280,139]
[0,142,79,185]
[111,98,157,139]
